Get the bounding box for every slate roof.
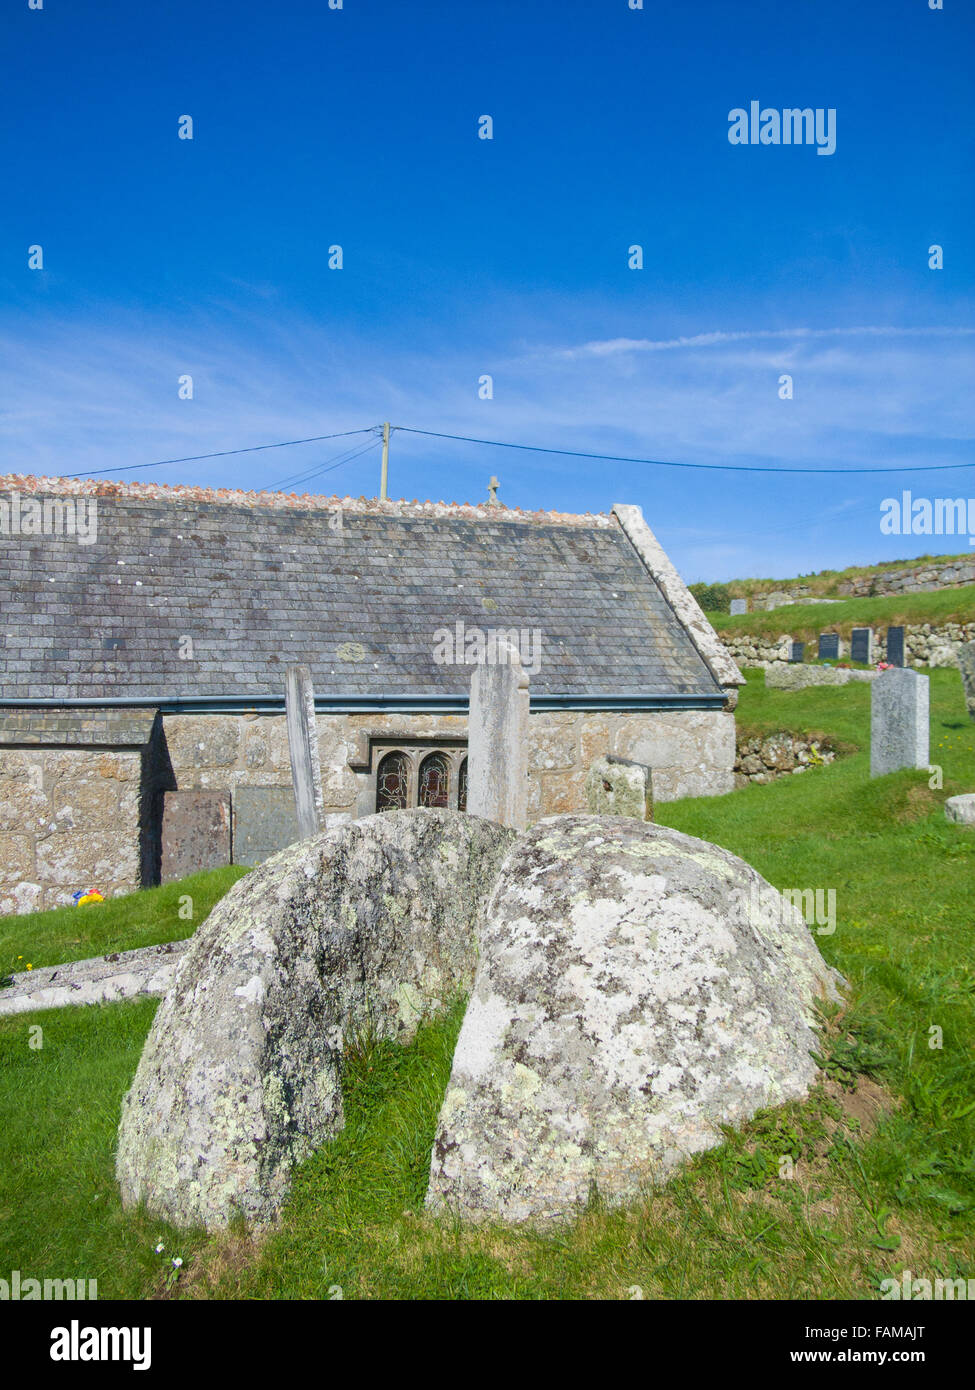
[0,479,723,703]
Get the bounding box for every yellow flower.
[26,963,32,971]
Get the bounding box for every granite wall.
[722,621,975,670]
[0,709,157,915]
[838,559,975,598]
[162,706,736,825]
[734,732,836,787]
[0,747,143,915]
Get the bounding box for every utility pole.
[380,422,390,500]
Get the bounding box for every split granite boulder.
[118,809,842,1232]
[116,809,515,1229]
[426,815,841,1225]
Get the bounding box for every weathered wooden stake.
[285,664,325,839]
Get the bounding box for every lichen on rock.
[425,814,842,1225]
[116,809,515,1230]
[119,807,843,1234]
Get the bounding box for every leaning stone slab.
[117,809,515,1230]
[870,667,930,777]
[161,791,230,882]
[584,755,651,819]
[945,794,975,826]
[426,815,840,1226]
[285,664,325,840]
[0,940,189,1018]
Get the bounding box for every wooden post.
[285,665,325,839]
[380,422,390,500]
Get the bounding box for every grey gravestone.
[585,756,652,820]
[850,627,873,665]
[729,599,748,615]
[956,641,975,721]
[870,668,929,777]
[818,633,841,661]
[886,626,905,667]
[233,786,300,865]
[467,641,530,829]
[160,791,231,882]
[789,642,805,664]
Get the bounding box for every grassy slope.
[1,673,973,1299]
[0,866,249,977]
[710,583,975,643]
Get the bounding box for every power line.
[58,428,378,480]
[265,437,382,492]
[265,437,380,490]
[37,420,973,494]
[394,426,975,475]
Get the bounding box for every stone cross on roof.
[487,475,500,506]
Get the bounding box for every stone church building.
[0,475,742,914]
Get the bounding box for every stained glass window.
[376,751,410,812]
[458,756,468,812]
[418,752,450,809]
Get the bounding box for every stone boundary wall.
[839,559,975,598]
[734,560,975,610]
[721,621,975,670]
[734,732,836,787]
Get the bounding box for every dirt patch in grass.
[894,784,941,823]
[172,1230,265,1300]
[826,1074,896,1138]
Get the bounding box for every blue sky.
[1,0,973,581]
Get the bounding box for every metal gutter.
[0,692,726,714]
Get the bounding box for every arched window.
[376,751,410,812]
[458,756,468,812]
[418,752,450,809]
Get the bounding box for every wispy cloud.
[559,325,975,360]
[1,302,972,582]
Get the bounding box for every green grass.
[662,667,975,1272]
[1,674,973,1299]
[732,665,870,750]
[0,866,249,978]
[0,998,210,1298]
[708,582,975,642]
